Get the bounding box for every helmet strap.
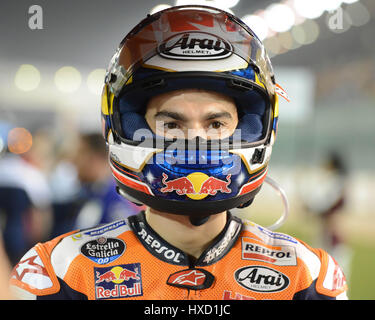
[263,176,289,231]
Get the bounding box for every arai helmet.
[101,5,283,220]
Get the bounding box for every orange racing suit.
[10,212,348,300]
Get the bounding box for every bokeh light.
[264,36,281,57]
[174,0,235,13]
[301,19,320,45]
[346,2,370,27]
[241,14,269,40]
[150,4,171,14]
[342,0,359,3]
[264,3,295,33]
[323,0,344,12]
[14,64,41,91]
[293,0,326,19]
[54,66,82,93]
[7,127,33,155]
[278,31,296,51]
[175,0,207,5]
[0,137,4,154]
[213,0,240,9]
[87,68,106,95]
[291,24,306,45]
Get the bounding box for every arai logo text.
[234,266,289,293]
[158,32,233,60]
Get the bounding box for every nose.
[186,126,208,140]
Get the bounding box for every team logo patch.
[222,290,256,300]
[234,265,289,293]
[241,237,297,266]
[94,263,143,299]
[257,226,298,244]
[81,237,125,264]
[83,220,126,236]
[158,32,233,60]
[160,172,231,200]
[11,248,53,290]
[167,268,215,290]
[136,226,185,264]
[202,219,240,264]
[321,255,347,293]
[275,83,290,102]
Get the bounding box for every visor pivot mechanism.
[251,148,266,164]
[107,73,117,83]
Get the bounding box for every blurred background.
[0,0,374,299]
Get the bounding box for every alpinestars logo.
[158,32,233,60]
[167,268,215,290]
[171,270,205,286]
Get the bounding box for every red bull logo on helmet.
[94,263,143,299]
[160,172,231,200]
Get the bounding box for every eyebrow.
[154,111,187,121]
[154,111,233,121]
[203,111,233,121]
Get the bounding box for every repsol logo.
[137,228,183,264]
[158,32,233,60]
[241,237,297,266]
[234,266,289,293]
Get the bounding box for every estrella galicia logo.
[234,266,289,293]
[158,32,233,60]
[80,237,125,265]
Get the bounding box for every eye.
[208,121,224,130]
[164,122,180,130]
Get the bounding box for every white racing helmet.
[101,5,286,224]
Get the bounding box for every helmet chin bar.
[116,185,220,226]
[115,180,261,215]
[115,175,288,229]
[117,186,214,226]
[116,187,144,206]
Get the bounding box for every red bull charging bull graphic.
[160,173,195,195]
[160,172,231,200]
[94,263,142,299]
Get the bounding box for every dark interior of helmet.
[116,70,269,145]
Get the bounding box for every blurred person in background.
[0,125,53,266]
[0,231,13,299]
[300,150,353,280]
[50,132,143,237]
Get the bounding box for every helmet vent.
[227,79,254,92]
[251,148,266,164]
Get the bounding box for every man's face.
[145,89,238,140]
